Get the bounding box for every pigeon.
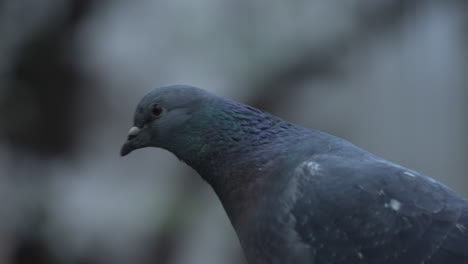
[121,84,468,264]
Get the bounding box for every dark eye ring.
[150,104,164,118]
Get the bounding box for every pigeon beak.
[120,126,142,157]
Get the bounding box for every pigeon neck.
[179,99,295,171]
[172,99,308,227]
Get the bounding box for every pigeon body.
[121,85,468,264]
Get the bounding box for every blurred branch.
[1,0,93,158]
[0,1,96,264]
[247,0,421,111]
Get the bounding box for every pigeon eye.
[150,104,164,118]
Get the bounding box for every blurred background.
[0,0,467,263]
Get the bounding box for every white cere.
[128,126,141,136]
[389,199,402,211]
[403,171,416,177]
[456,223,467,233]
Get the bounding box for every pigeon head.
[120,84,213,157]
[120,84,296,173]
